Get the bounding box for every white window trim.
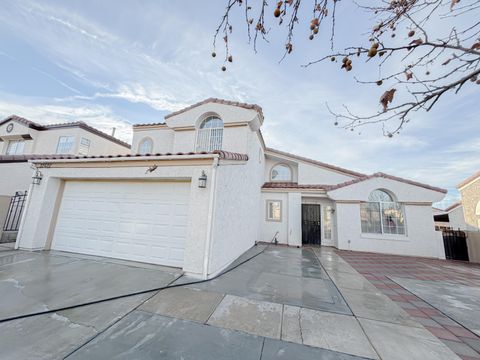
[270,163,293,182]
[266,200,282,222]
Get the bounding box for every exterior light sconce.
[32,169,43,185]
[198,171,207,188]
[329,208,336,214]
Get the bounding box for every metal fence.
[3,191,28,232]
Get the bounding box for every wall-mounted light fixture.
[32,169,43,185]
[198,171,207,188]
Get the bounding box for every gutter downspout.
[202,156,219,279]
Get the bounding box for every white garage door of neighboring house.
[51,181,190,268]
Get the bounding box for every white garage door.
[51,180,190,267]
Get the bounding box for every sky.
[0,0,478,208]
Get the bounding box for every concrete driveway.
[0,245,462,359]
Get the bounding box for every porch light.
[32,169,43,185]
[198,171,207,188]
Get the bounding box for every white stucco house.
[16,98,447,279]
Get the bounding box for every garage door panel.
[52,181,190,267]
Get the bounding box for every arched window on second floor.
[271,164,292,182]
[138,137,153,154]
[196,116,223,152]
[360,189,406,235]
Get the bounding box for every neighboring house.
[457,171,480,232]
[432,203,466,231]
[16,98,447,279]
[0,115,131,241]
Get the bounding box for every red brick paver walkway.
[337,250,480,360]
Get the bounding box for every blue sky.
[0,0,478,208]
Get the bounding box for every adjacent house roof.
[0,150,248,163]
[164,98,264,119]
[0,115,131,149]
[327,172,448,194]
[444,202,462,212]
[133,122,166,128]
[265,147,366,178]
[457,170,480,189]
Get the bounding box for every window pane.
[267,201,281,221]
[324,206,332,239]
[381,202,405,235]
[78,137,91,156]
[271,164,292,181]
[56,136,75,154]
[6,140,25,155]
[368,189,393,202]
[361,202,382,234]
[139,138,153,154]
[196,116,223,152]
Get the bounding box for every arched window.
[196,116,223,152]
[271,164,292,181]
[361,189,405,235]
[138,138,153,154]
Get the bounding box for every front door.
[302,204,321,245]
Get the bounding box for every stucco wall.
[459,179,480,231]
[297,162,355,185]
[466,231,480,264]
[16,158,215,278]
[336,202,445,259]
[260,192,289,244]
[132,128,174,154]
[0,163,33,196]
[0,195,11,240]
[448,206,467,230]
[208,130,264,275]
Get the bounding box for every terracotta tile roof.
[265,147,366,178]
[327,172,447,194]
[444,202,462,212]
[0,150,248,163]
[0,115,131,149]
[262,182,329,190]
[457,170,480,189]
[133,122,166,127]
[164,98,264,119]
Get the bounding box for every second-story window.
[6,140,25,155]
[138,137,153,154]
[271,164,292,181]
[196,116,223,152]
[56,136,75,154]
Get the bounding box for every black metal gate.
[3,191,28,232]
[302,204,322,245]
[442,230,469,261]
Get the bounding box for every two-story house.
[16,98,447,279]
[0,115,131,241]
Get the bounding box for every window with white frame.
[6,140,25,155]
[138,137,153,154]
[78,137,91,156]
[323,205,333,239]
[360,189,406,235]
[266,200,282,221]
[271,164,292,181]
[56,136,75,154]
[195,116,223,152]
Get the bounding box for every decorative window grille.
[196,116,223,152]
[360,189,406,235]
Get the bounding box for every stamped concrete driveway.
[0,244,461,359]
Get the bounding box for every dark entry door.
[442,230,469,261]
[302,204,321,245]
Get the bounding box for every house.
[15,98,447,279]
[457,171,480,232]
[0,115,131,241]
[432,202,466,231]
